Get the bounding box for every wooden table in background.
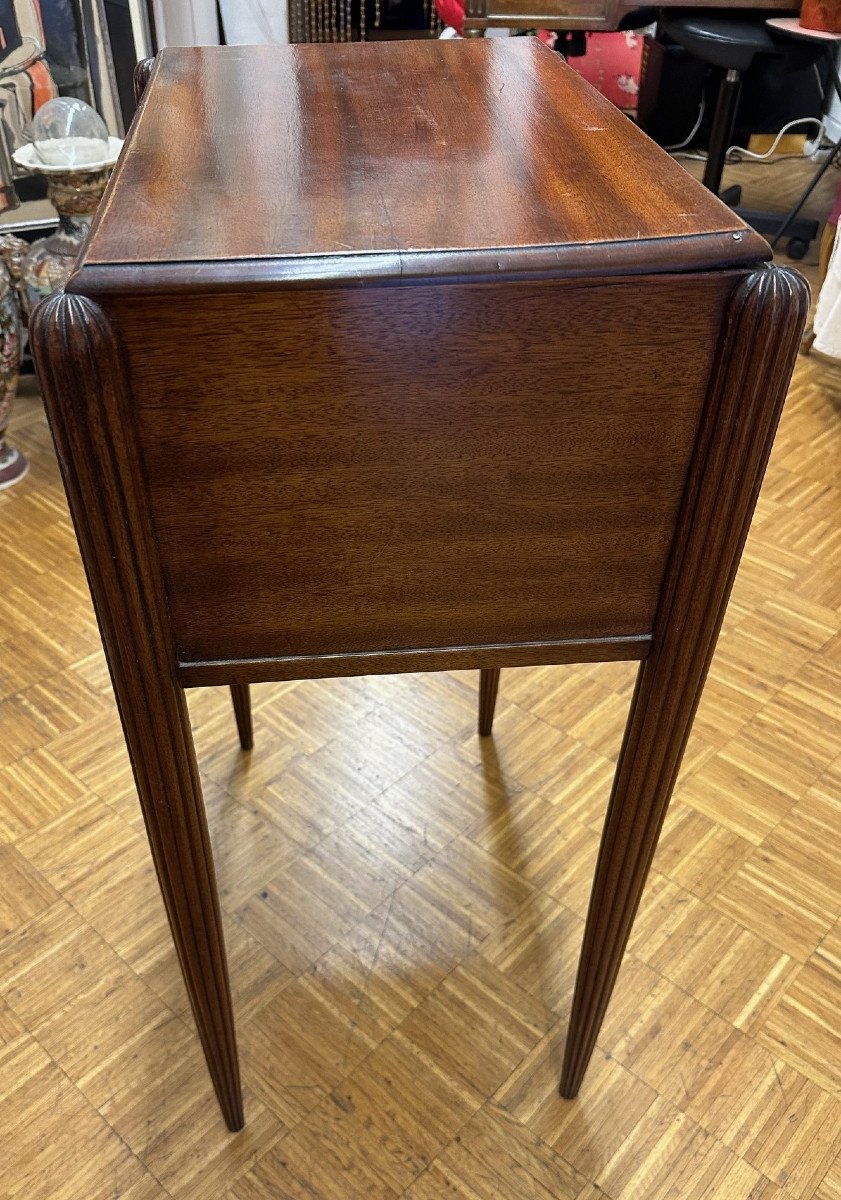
[32,39,806,1132]
[462,0,794,34]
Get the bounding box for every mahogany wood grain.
[478,668,501,736]
[30,293,244,1133]
[74,40,768,293]
[560,265,809,1096]
[101,273,736,672]
[229,684,253,752]
[29,40,808,1132]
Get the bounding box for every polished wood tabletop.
[78,39,767,291]
[34,41,806,1135]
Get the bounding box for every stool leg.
[230,683,254,750]
[703,68,741,196]
[478,668,500,736]
[560,265,809,1098]
[771,138,841,249]
[32,292,244,1133]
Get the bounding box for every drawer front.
[107,273,736,668]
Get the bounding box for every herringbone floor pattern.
[3,158,841,1200]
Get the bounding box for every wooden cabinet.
[32,39,807,1131]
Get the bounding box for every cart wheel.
[786,238,809,261]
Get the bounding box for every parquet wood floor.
[3,158,841,1199]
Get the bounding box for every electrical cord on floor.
[727,115,826,161]
[671,115,831,165]
[666,101,829,166]
[664,94,706,151]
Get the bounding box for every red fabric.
[427,15,644,114]
[567,30,645,111]
[436,0,464,33]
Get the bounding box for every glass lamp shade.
[29,97,109,168]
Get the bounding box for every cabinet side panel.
[106,273,737,665]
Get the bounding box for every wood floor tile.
[199,716,297,804]
[257,675,376,752]
[15,793,146,899]
[236,818,413,974]
[598,959,740,1109]
[0,900,174,1097]
[229,1128,400,1200]
[629,874,797,1032]
[0,845,59,935]
[713,779,841,960]
[477,889,583,1016]
[678,745,801,844]
[499,663,615,730]
[757,922,841,1093]
[720,1060,841,1198]
[467,788,598,906]
[370,746,490,851]
[240,946,406,1126]
[541,740,617,830]
[330,881,482,1011]
[0,995,26,1047]
[456,702,592,798]
[96,1026,285,1200]
[0,1033,148,1200]
[497,1028,658,1179]
[299,1033,482,1194]
[207,781,308,909]
[815,1156,841,1200]
[651,801,753,900]
[44,710,135,805]
[691,668,768,746]
[0,627,81,699]
[396,957,553,1104]
[0,690,72,767]
[596,1096,772,1200]
[404,1102,587,1200]
[0,748,88,841]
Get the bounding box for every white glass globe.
[29,97,109,168]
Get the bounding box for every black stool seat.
[662,15,775,70]
[617,5,657,28]
[657,10,820,257]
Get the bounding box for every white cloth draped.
[814,228,841,362]
[149,0,221,46]
[219,0,289,43]
[150,0,290,46]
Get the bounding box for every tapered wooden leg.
[478,667,500,736]
[230,682,253,750]
[560,266,809,1098]
[122,685,245,1131]
[560,657,678,1097]
[32,293,244,1132]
